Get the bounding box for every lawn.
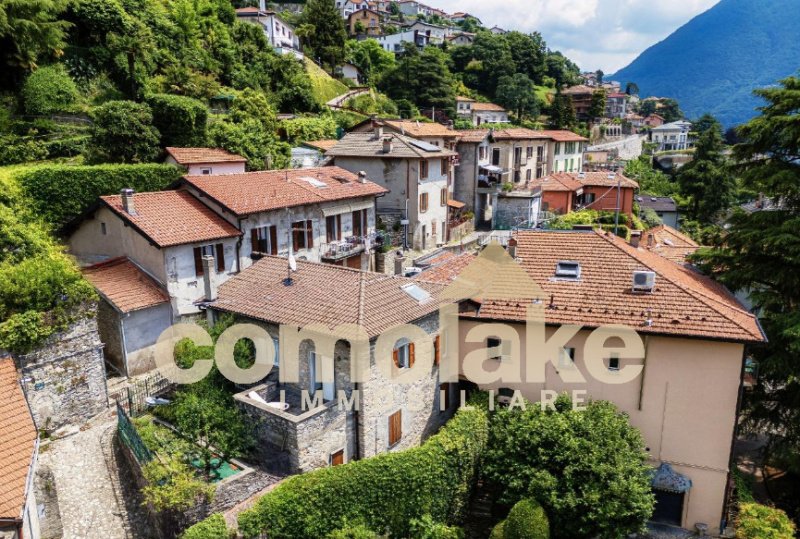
[304,58,349,106]
[535,85,556,105]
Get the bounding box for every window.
[514,170,521,182]
[100,222,107,235]
[200,167,212,175]
[559,347,576,368]
[439,382,450,411]
[393,339,415,369]
[492,148,501,166]
[330,449,345,466]
[440,158,448,176]
[326,214,342,243]
[419,192,429,213]
[273,337,280,367]
[292,220,314,251]
[440,188,448,206]
[193,244,225,277]
[479,146,487,160]
[251,225,278,256]
[555,261,581,279]
[609,354,620,371]
[526,146,534,159]
[526,169,532,181]
[388,410,402,447]
[487,337,502,360]
[419,160,429,179]
[401,283,431,303]
[555,142,562,155]
[352,209,367,237]
[584,193,596,204]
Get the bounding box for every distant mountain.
[612,0,800,127]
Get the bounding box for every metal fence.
[110,372,172,417]
[116,403,153,464]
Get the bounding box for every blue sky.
[434,0,719,72]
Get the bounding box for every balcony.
[320,236,367,262]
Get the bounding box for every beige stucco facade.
[456,319,744,533]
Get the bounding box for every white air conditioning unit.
[632,270,656,292]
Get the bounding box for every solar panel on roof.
[406,139,441,152]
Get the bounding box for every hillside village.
[0,1,798,539]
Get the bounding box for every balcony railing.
[320,236,367,261]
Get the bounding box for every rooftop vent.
[632,270,656,293]
[382,136,393,154]
[607,172,616,180]
[577,172,586,179]
[555,261,581,280]
[120,188,136,215]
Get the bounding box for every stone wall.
[96,298,124,375]
[16,305,108,432]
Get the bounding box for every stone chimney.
[202,255,217,302]
[382,136,393,154]
[373,121,383,140]
[507,237,517,259]
[120,188,136,215]
[630,230,642,248]
[394,251,406,276]
[358,171,368,184]
[646,232,655,248]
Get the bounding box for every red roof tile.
[536,130,589,142]
[454,129,490,143]
[0,358,37,520]
[303,140,339,152]
[101,191,242,248]
[416,252,477,284]
[83,258,169,313]
[644,225,701,264]
[524,171,638,193]
[183,167,388,217]
[384,120,458,138]
[458,231,764,343]
[471,102,506,112]
[166,147,247,165]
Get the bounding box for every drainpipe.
[353,382,361,461]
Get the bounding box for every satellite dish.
[288,252,297,272]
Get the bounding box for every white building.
[456,97,510,126]
[377,29,433,53]
[651,120,694,151]
[235,6,302,58]
[165,147,247,176]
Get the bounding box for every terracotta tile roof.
[456,96,476,103]
[537,130,589,142]
[184,167,387,217]
[471,102,506,112]
[562,84,595,95]
[465,231,764,343]
[491,128,551,141]
[455,130,490,143]
[524,172,638,193]
[83,258,169,313]
[213,256,447,338]
[326,132,458,159]
[0,358,37,520]
[383,120,458,138]
[416,252,477,284]
[101,191,242,248]
[644,225,701,264]
[303,140,340,152]
[166,147,247,165]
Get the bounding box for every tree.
[505,32,547,85]
[299,0,347,70]
[692,76,800,478]
[677,121,734,222]
[496,73,540,121]
[692,112,721,136]
[21,64,79,115]
[595,69,604,84]
[625,81,639,96]
[588,89,606,122]
[624,157,679,197]
[0,0,70,86]
[483,396,654,539]
[344,38,396,85]
[88,100,161,164]
[378,44,456,117]
[548,90,576,130]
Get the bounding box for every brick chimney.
[202,255,217,302]
[507,237,517,259]
[630,230,642,248]
[120,188,136,215]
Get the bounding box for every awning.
[321,199,374,217]
[447,199,466,209]
[480,165,503,173]
[650,463,692,493]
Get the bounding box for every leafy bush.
[736,503,795,539]
[483,396,654,539]
[236,404,489,539]
[87,100,161,163]
[181,513,230,539]
[0,135,48,165]
[147,94,208,147]
[281,115,338,145]
[18,163,183,228]
[326,524,380,539]
[22,65,80,116]
[409,514,464,539]
[640,207,663,228]
[43,136,89,158]
[503,499,549,539]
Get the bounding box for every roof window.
[555,261,581,280]
[401,283,432,304]
[300,177,328,188]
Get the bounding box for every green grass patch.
[304,58,349,106]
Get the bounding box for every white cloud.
[433,0,719,72]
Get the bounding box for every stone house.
[446,32,475,46]
[347,8,381,36]
[208,256,457,474]
[326,127,459,250]
[562,84,595,121]
[456,97,509,126]
[67,189,243,318]
[164,147,247,176]
[531,171,639,217]
[437,232,765,534]
[0,358,40,539]
[82,257,172,376]
[178,167,387,271]
[235,5,302,58]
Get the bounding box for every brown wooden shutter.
[388,410,402,446]
[352,210,361,237]
[306,220,314,248]
[393,348,400,368]
[409,342,415,367]
[434,335,440,366]
[331,449,344,466]
[337,215,342,240]
[292,223,300,251]
[269,226,278,255]
[193,247,203,277]
[250,229,259,254]
[216,243,225,272]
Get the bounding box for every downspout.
[353,381,361,461]
[236,217,244,273]
[720,347,749,533]
[405,160,411,250]
[637,335,650,411]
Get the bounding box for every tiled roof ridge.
[357,270,367,328]
[651,224,700,247]
[598,232,760,338]
[85,256,128,270]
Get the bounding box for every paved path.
[39,410,153,539]
[326,87,370,109]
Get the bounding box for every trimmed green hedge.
[22,65,79,116]
[181,513,230,539]
[147,94,208,148]
[503,499,549,539]
[17,164,184,228]
[736,503,796,539]
[236,404,489,539]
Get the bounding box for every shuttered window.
[251,226,278,256]
[292,220,314,251]
[434,335,441,366]
[330,449,344,466]
[440,382,450,411]
[440,188,447,206]
[193,244,223,277]
[388,410,402,447]
[419,160,429,179]
[440,158,448,176]
[419,192,429,213]
[326,215,342,242]
[352,209,367,237]
[392,341,414,369]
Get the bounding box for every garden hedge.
[235,404,489,539]
[503,499,549,539]
[181,513,230,539]
[736,503,795,539]
[21,65,79,116]
[17,164,184,228]
[147,94,208,148]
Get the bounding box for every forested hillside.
[612,0,800,127]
